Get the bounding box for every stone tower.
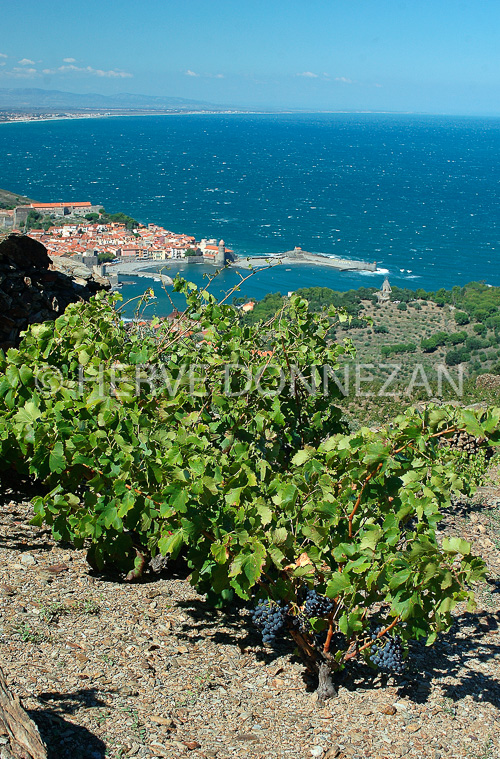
[376,277,392,305]
[215,239,226,266]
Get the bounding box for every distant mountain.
[0,88,237,112]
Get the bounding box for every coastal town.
[0,199,235,267]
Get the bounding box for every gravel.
[0,474,498,759]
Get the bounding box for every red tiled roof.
[31,201,92,209]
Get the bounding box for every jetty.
[132,271,174,286]
[103,262,174,289]
[231,247,377,272]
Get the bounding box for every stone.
[169,740,188,753]
[0,234,110,350]
[476,373,500,391]
[310,746,324,758]
[380,705,397,715]
[19,553,36,566]
[235,733,260,742]
[0,233,50,269]
[45,563,69,574]
[150,716,175,727]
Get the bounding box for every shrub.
[466,336,487,352]
[421,331,449,353]
[380,342,416,356]
[447,331,467,346]
[445,347,471,366]
[454,311,470,326]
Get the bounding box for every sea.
[1,112,499,317]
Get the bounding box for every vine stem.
[288,628,321,671]
[348,464,382,537]
[323,612,335,655]
[344,615,401,661]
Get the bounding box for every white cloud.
[63,57,76,63]
[334,76,353,84]
[374,83,382,88]
[296,71,319,78]
[0,53,7,59]
[18,58,35,66]
[1,67,38,78]
[186,70,225,79]
[43,64,132,78]
[89,67,132,78]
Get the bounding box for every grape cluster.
[304,589,335,619]
[251,600,288,644]
[369,628,405,674]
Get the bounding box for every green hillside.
[0,187,36,209]
[240,281,500,422]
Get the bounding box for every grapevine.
[0,278,497,698]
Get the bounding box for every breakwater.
[130,271,174,285]
[232,248,377,272]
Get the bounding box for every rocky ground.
[0,472,498,759]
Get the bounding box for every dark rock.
[0,233,50,269]
[0,234,110,350]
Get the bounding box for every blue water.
[1,113,499,316]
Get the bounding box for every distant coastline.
[0,107,418,126]
[0,109,265,126]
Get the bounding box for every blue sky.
[1,0,499,113]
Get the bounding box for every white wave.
[359,267,390,277]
